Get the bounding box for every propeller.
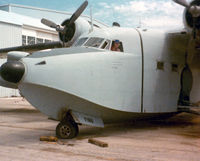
[41,0,88,45]
[41,18,64,33]
[173,0,200,39]
[41,19,58,29]
[173,0,200,17]
[62,0,88,38]
[68,0,88,26]
[173,0,200,64]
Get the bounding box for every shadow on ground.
[77,113,200,139]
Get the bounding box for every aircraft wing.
[0,41,63,56]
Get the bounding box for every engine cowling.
[184,0,200,30]
[59,18,91,45]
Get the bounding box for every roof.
[0,10,21,26]
[0,9,54,31]
[0,4,109,28]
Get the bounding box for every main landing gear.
[56,114,79,139]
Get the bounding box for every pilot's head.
[114,40,120,47]
[114,40,120,44]
[114,40,120,46]
[111,40,121,51]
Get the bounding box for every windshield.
[84,37,104,48]
[73,37,111,50]
[74,37,88,47]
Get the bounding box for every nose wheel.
[56,119,79,139]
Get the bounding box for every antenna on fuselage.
[89,5,94,32]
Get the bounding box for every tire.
[56,120,79,139]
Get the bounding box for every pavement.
[0,97,199,161]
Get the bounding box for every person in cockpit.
[111,40,121,52]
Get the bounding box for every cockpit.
[73,37,123,52]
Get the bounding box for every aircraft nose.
[0,61,25,83]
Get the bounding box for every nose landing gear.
[56,114,79,139]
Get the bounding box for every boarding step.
[178,106,200,115]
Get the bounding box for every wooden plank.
[88,138,108,148]
[40,136,58,142]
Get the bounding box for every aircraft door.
[178,64,193,106]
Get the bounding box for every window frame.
[100,39,111,50]
[22,35,27,46]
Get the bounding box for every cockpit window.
[84,37,104,48]
[111,40,123,52]
[74,37,88,47]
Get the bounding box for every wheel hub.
[60,125,71,137]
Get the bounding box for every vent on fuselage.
[157,61,164,70]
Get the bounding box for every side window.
[36,38,43,44]
[111,40,123,52]
[45,39,51,43]
[27,36,35,45]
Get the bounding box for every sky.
[0,0,186,29]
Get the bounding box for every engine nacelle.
[184,0,200,31]
[0,51,29,89]
[59,18,91,45]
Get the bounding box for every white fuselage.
[17,27,191,124]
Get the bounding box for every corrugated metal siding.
[0,23,21,97]
[0,22,22,48]
[0,59,20,97]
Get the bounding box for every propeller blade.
[173,0,189,8]
[68,0,88,26]
[41,0,89,46]
[41,18,58,29]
